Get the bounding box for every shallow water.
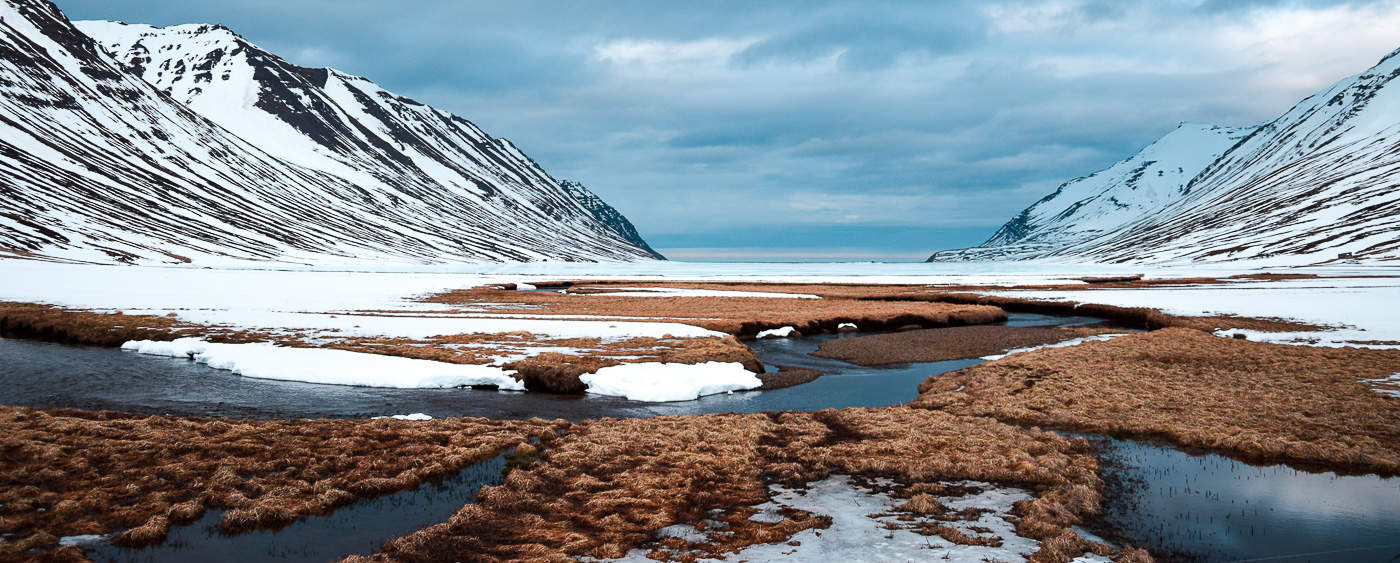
[12,311,1394,562]
[1093,436,1400,562]
[0,335,971,420]
[0,312,1100,420]
[84,453,509,563]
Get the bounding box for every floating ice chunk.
[756,326,798,339]
[122,338,523,390]
[516,283,537,291]
[579,361,761,402]
[373,413,433,420]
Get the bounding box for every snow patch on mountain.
[0,0,659,266]
[933,46,1400,265]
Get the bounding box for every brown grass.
[0,407,563,559]
[355,407,1135,562]
[813,325,1123,366]
[0,301,264,347]
[319,334,764,394]
[460,280,1322,334]
[905,292,1322,333]
[912,328,1400,474]
[756,366,823,390]
[425,286,1008,337]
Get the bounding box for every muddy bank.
[913,327,1400,475]
[756,365,823,390]
[812,324,1123,366]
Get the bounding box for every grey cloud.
[732,4,989,68]
[52,0,1400,257]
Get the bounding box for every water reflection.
[1092,436,1400,562]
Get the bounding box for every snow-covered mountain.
[932,48,1400,265]
[557,179,663,259]
[0,0,660,266]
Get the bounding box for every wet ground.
[82,453,511,563]
[0,313,1101,420]
[5,311,1397,561]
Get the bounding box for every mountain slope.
[931,123,1255,262]
[558,179,664,259]
[0,0,658,266]
[932,48,1400,265]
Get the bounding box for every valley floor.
[1,259,1398,562]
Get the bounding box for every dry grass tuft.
[0,407,562,559]
[813,324,1124,366]
[357,407,1128,562]
[913,328,1400,474]
[426,285,1007,337]
[0,301,263,347]
[908,292,1322,333]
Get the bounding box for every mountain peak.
[0,1,660,265]
[931,44,1400,265]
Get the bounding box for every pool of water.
[0,312,1102,420]
[1091,436,1400,562]
[84,452,511,563]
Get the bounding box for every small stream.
[83,451,511,563]
[4,312,1398,561]
[0,313,1099,420]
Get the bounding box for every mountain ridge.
[931,47,1400,265]
[0,0,660,266]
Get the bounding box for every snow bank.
[756,326,798,339]
[581,286,820,299]
[372,413,433,421]
[981,334,1129,360]
[121,338,523,390]
[986,277,1400,347]
[579,361,761,402]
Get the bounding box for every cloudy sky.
[57,0,1400,261]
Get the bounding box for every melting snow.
[615,476,1051,562]
[121,338,523,390]
[756,326,798,339]
[372,413,433,421]
[981,333,1130,360]
[579,361,761,402]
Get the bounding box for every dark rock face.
[0,1,660,265]
[559,180,664,260]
